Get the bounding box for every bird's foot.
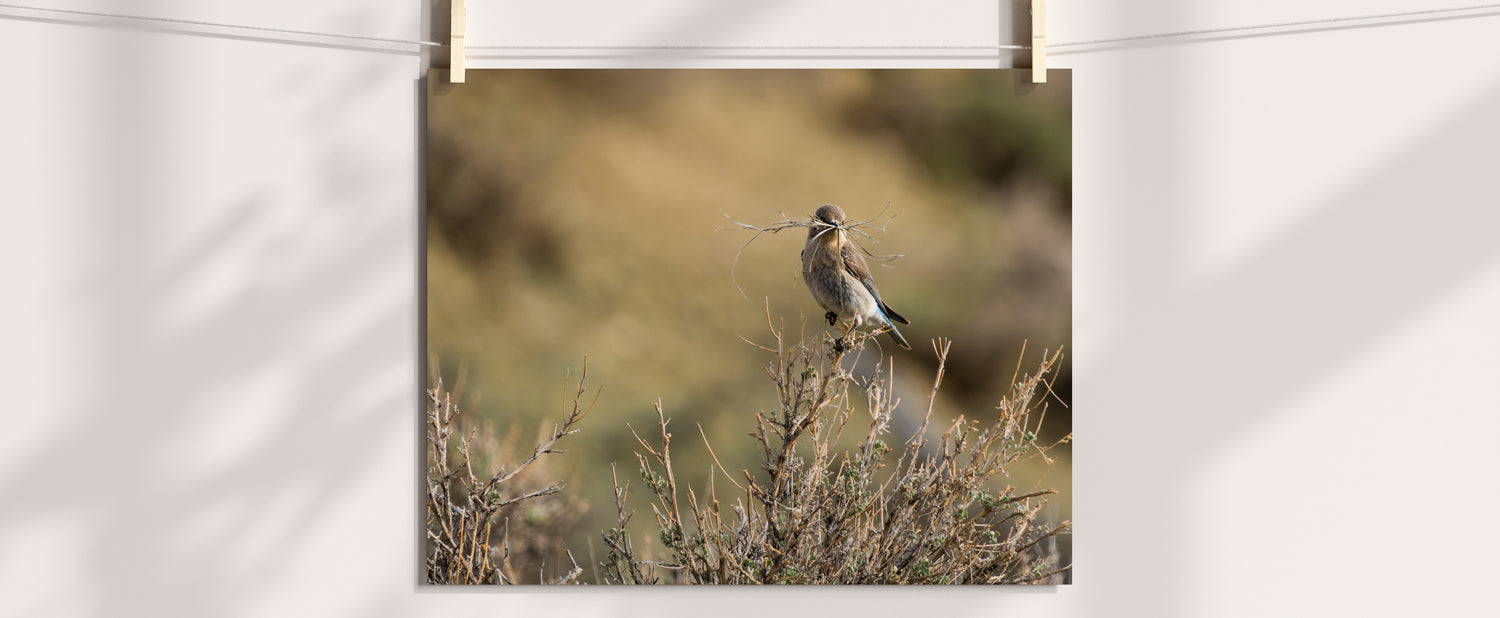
[833,336,848,353]
[825,311,838,326]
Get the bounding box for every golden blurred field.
[425,69,1071,580]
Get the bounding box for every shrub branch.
[603,320,1070,584]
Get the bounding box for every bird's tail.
[885,322,911,350]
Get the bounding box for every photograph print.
[424,69,1072,585]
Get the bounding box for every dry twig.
[721,204,904,300]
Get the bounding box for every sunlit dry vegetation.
[426,322,1069,584]
[602,325,1070,584]
[425,367,597,584]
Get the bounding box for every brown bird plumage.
[800,204,910,349]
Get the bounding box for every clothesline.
[3,2,1499,54]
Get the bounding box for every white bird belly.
[842,275,881,325]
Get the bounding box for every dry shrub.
[602,323,1070,585]
[425,365,599,584]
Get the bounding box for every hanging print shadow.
[425,69,1072,585]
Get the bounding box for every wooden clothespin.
[1031,0,1047,83]
[450,0,466,83]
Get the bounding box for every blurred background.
[425,69,1071,581]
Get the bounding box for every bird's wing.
[841,242,909,325]
[840,240,874,285]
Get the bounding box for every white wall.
[2,1,1496,616]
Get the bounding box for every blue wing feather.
[841,243,909,325]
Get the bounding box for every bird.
[801,204,911,350]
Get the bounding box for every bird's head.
[813,204,846,228]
